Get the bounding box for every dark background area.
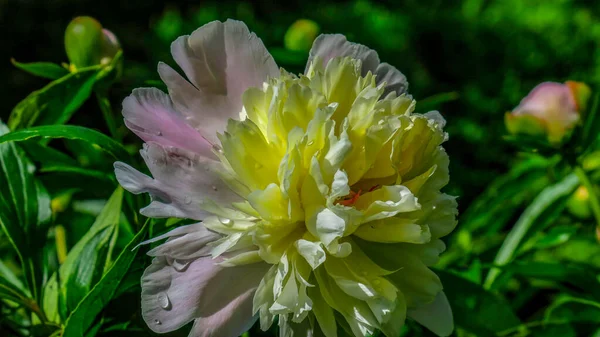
[2,0,600,209]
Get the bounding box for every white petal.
[408,291,454,337]
[114,143,239,220]
[122,88,215,158]
[141,255,269,335]
[162,19,279,144]
[306,34,408,95]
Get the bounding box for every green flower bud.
[284,19,320,52]
[65,16,121,69]
[566,185,592,219]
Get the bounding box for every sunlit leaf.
[43,188,124,322]
[0,122,51,301]
[8,68,99,129]
[484,172,579,289]
[0,125,130,160]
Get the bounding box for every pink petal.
[114,142,239,220]
[141,253,270,336]
[514,82,577,119]
[306,34,408,95]
[408,291,454,337]
[162,19,279,144]
[122,88,215,158]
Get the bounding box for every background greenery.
[2,0,600,336]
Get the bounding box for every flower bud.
[65,16,121,69]
[566,185,592,219]
[284,19,320,52]
[505,81,591,144]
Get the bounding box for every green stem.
[483,173,579,289]
[96,91,119,141]
[574,166,600,227]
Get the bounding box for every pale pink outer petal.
[161,19,279,144]
[514,82,577,117]
[408,291,454,337]
[114,143,239,220]
[306,34,408,95]
[141,254,270,336]
[145,223,220,260]
[122,88,215,158]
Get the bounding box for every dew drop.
[386,200,395,205]
[154,319,162,325]
[307,140,315,146]
[254,162,263,169]
[219,217,232,226]
[184,195,192,205]
[373,279,381,285]
[156,130,163,136]
[212,185,218,191]
[172,259,191,272]
[157,292,172,310]
[378,119,385,125]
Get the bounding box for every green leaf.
[43,188,124,322]
[8,68,99,129]
[502,261,600,300]
[61,221,148,337]
[0,125,130,160]
[484,172,579,289]
[531,225,578,250]
[545,296,600,324]
[0,122,51,301]
[39,165,115,183]
[436,270,521,335]
[11,59,69,80]
[0,260,30,303]
[459,154,552,234]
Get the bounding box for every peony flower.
[505,81,591,144]
[115,19,457,337]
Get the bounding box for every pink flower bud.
[505,81,591,144]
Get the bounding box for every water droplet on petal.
[156,130,163,136]
[254,162,263,169]
[373,279,381,285]
[154,319,162,325]
[172,259,190,272]
[212,185,218,191]
[158,292,172,310]
[219,217,232,226]
[378,119,385,125]
[386,200,395,205]
[184,195,192,204]
[307,140,315,146]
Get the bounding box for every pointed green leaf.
[11,59,69,80]
[8,68,99,129]
[0,125,130,160]
[43,188,124,322]
[0,122,51,301]
[62,221,148,337]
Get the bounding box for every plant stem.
[96,91,119,141]
[483,173,579,290]
[574,166,600,228]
